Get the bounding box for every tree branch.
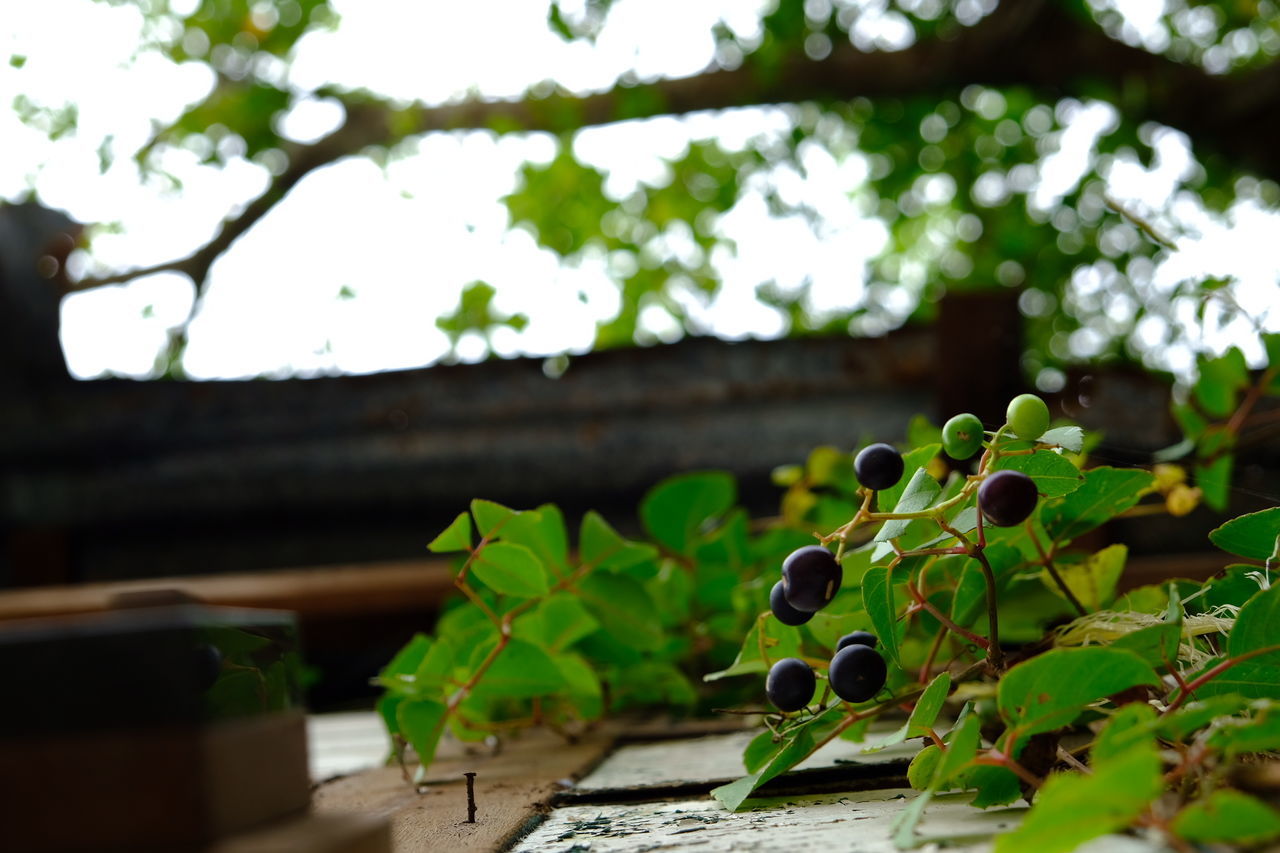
[73,0,1280,297]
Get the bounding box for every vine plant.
[378,337,1280,851]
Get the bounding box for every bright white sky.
[1,0,1277,383]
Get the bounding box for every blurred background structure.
[2,0,1279,707]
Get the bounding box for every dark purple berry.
[835,631,878,652]
[766,657,816,712]
[978,469,1039,527]
[781,545,842,613]
[770,580,813,626]
[828,644,888,704]
[854,443,905,491]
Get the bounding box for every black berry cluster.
[763,631,889,711]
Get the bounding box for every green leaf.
[704,614,802,681]
[950,544,1021,628]
[1091,702,1158,764]
[713,713,836,811]
[861,673,951,753]
[861,565,902,668]
[376,693,402,739]
[935,713,981,783]
[1041,467,1156,545]
[396,699,446,767]
[577,571,665,651]
[993,738,1162,853]
[1186,661,1280,700]
[907,745,940,790]
[1210,507,1280,562]
[1207,702,1280,755]
[1037,426,1084,453]
[610,661,696,709]
[1229,583,1280,661]
[1202,564,1271,610]
[1109,622,1181,667]
[1042,544,1126,611]
[998,647,1160,740]
[469,638,567,698]
[967,765,1023,808]
[427,511,472,553]
[742,729,781,774]
[891,789,934,848]
[1265,332,1280,369]
[413,636,455,694]
[640,471,736,555]
[907,672,951,738]
[1194,348,1249,418]
[1172,790,1280,845]
[877,444,941,512]
[1172,401,1208,443]
[875,467,942,542]
[579,510,659,572]
[502,505,569,574]
[1185,586,1280,698]
[993,450,1083,497]
[1157,695,1249,740]
[514,594,599,652]
[380,633,431,682]
[470,542,551,597]
[553,652,603,720]
[470,499,516,536]
[1196,453,1233,512]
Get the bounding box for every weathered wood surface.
[312,724,623,853]
[308,714,1180,853]
[569,722,920,802]
[513,789,1025,853]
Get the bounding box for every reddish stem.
[1164,643,1280,713]
[906,579,992,650]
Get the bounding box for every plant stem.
[905,579,991,651]
[920,626,948,684]
[975,750,1043,790]
[1226,366,1278,437]
[1026,519,1088,617]
[1163,643,1280,713]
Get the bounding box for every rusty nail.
[464,772,477,823]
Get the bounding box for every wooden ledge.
[0,559,455,622]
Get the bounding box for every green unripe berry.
[942,413,984,460]
[1006,394,1050,441]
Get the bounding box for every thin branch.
[1026,519,1088,617]
[71,0,1280,306]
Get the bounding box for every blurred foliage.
[22,0,1276,380]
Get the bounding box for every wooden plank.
[312,725,621,853]
[0,559,453,621]
[514,789,1026,853]
[572,720,920,798]
[212,814,391,853]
